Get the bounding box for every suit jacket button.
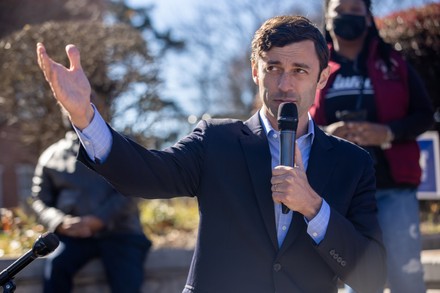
[330,249,335,256]
[273,263,282,272]
[341,260,347,267]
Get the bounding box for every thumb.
[65,44,83,70]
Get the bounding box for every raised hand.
[36,43,94,129]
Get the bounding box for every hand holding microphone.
[272,102,322,219]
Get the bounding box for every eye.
[265,65,280,73]
[293,68,308,74]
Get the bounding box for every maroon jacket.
[311,39,424,185]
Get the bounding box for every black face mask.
[332,14,367,41]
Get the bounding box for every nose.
[278,72,294,92]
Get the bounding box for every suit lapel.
[278,125,336,254]
[306,125,337,196]
[241,113,278,250]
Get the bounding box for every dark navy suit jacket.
[78,112,386,293]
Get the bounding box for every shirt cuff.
[305,199,330,244]
[73,103,113,162]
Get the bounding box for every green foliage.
[0,198,200,256]
[0,208,45,257]
[139,198,199,236]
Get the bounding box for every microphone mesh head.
[277,102,298,131]
[32,232,60,257]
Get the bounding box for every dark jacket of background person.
[29,131,151,293]
[30,131,145,235]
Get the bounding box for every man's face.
[252,40,329,129]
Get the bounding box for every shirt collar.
[259,110,315,143]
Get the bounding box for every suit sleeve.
[315,146,387,293]
[78,123,206,200]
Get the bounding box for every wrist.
[305,196,323,221]
[70,104,95,130]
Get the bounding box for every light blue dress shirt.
[258,111,330,246]
[75,105,329,247]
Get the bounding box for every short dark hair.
[251,15,329,74]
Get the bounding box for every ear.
[251,60,259,85]
[317,66,330,90]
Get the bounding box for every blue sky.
[124,0,436,118]
[128,0,435,28]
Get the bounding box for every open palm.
[37,43,93,128]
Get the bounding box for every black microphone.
[277,102,299,214]
[0,232,59,286]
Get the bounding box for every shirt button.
[282,226,287,231]
[273,133,278,139]
[273,263,282,272]
[84,141,90,145]
[312,232,318,237]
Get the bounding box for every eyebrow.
[266,60,311,69]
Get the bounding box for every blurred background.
[0,0,439,255]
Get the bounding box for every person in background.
[29,126,151,293]
[36,15,387,292]
[311,0,434,292]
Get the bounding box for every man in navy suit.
[36,15,386,293]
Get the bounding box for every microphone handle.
[279,130,296,214]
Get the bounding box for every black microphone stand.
[1,279,16,293]
[0,249,37,293]
[0,232,59,293]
